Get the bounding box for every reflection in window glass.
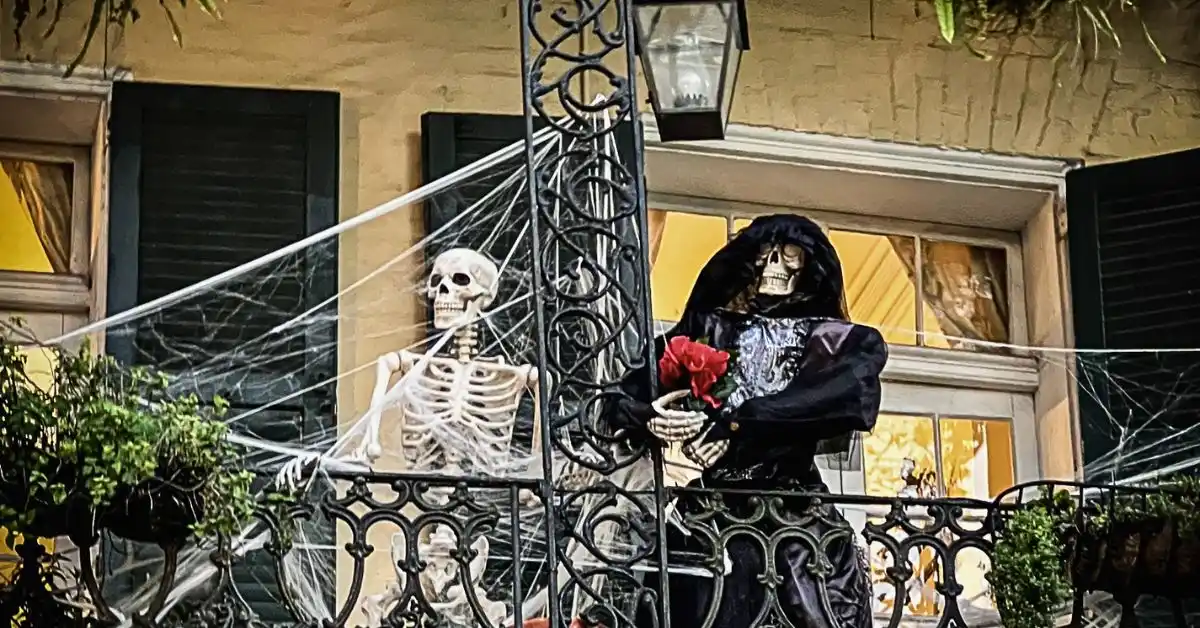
[862,414,1015,500]
[940,417,1015,499]
[862,414,938,498]
[866,514,945,617]
[829,230,917,345]
[0,158,74,274]
[918,239,1009,352]
[649,211,728,322]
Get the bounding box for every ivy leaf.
[935,0,956,43]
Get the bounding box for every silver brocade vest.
[723,316,817,413]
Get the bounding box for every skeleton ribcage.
[399,358,526,477]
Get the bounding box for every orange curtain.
[1,159,73,273]
[888,237,1009,351]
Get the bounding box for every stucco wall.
[3,0,1198,618]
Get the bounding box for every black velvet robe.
[611,215,888,628]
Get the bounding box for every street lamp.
[632,0,749,142]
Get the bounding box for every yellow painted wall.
[4,0,1197,612]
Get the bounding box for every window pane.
[862,414,939,497]
[649,211,728,322]
[919,240,1009,352]
[939,417,1016,499]
[830,230,918,345]
[732,217,751,234]
[0,158,74,274]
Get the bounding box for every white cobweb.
[9,108,1199,628]
[18,112,677,628]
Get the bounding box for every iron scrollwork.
[518,0,667,627]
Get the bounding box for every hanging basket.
[1070,517,1200,599]
[0,468,96,545]
[102,472,205,547]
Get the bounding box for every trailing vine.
[4,0,226,76]
[923,0,1165,61]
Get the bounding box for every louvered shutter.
[105,82,339,620]
[1067,147,1200,483]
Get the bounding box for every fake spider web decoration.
[13,114,1199,628]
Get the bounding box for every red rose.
[658,336,731,409]
[679,342,730,408]
[658,335,690,388]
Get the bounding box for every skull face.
[755,243,804,296]
[426,248,499,329]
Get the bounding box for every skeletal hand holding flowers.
[649,336,736,469]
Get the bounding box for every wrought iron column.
[517,1,671,627]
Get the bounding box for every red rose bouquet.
[657,335,737,412]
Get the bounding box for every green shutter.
[106,82,339,621]
[1067,147,1200,483]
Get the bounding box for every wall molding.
[0,272,91,313]
[0,61,131,97]
[642,116,1077,192]
[884,345,1040,393]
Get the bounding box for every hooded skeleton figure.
[613,214,887,628]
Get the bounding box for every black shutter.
[1067,147,1200,483]
[105,82,339,620]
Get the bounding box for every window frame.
[648,195,1038,392]
[0,140,93,313]
[647,198,1043,498]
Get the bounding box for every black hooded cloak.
[615,215,887,628]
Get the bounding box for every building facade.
[2,0,1199,623]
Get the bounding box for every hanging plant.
[1070,476,1200,600]
[922,0,1165,62]
[988,490,1074,628]
[990,477,1200,627]
[0,319,255,548]
[5,0,228,76]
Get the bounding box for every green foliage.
[0,319,254,544]
[990,478,1200,627]
[925,0,1165,63]
[5,0,226,76]
[988,491,1074,628]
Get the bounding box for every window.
[829,384,1034,622]
[0,136,94,587]
[652,209,1018,353]
[650,205,1035,624]
[0,142,92,313]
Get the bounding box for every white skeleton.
[274,248,540,626]
[360,524,507,628]
[647,242,806,470]
[352,247,539,479]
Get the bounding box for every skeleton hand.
[649,389,709,443]
[351,440,383,464]
[276,452,321,491]
[682,436,729,469]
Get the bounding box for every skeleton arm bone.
[353,350,409,462]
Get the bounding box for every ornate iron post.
[517,1,671,626]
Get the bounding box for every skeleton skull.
[755,243,804,296]
[427,248,499,329]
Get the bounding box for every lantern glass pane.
[635,2,734,113]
